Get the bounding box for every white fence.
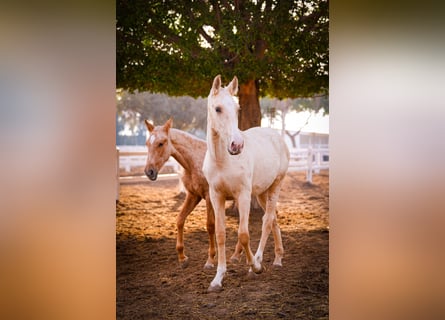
[288,147,329,170]
[119,153,180,173]
[288,147,329,186]
[116,146,329,200]
[117,145,179,173]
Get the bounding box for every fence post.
[306,146,313,184]
[116,147,120,201]
[177,166,186,194]
[315,149,321,174]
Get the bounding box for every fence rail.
[119,150,180,173]
[115,147,329,200]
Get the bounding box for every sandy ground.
[117,170,329,319]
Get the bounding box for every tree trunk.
[280,109,286,137]
[238,79,261,131]
[285,130,299,148]
[279,99,290,136]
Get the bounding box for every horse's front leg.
[237,191,261,273]
[176,192,201,268]
[204,196,216,269]
[208,189,226,292]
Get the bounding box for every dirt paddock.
[117,170,329,319]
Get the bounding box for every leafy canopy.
[117,0,328,98]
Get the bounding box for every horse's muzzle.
[228,141,244,155]
[145,168,158,181]
[228,130,244,155]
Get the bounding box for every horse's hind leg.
[255,178,284,267]
[176,192,201,268]
[229,201,244,263]
[230,240,243,263]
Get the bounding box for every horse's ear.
[228,76,238,96]
[164,118,173,132]
[211,75,221,95]
[145,120,154,132]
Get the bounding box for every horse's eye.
[158,142,164,147]
[215,106,222,113]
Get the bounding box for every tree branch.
[223,53,239,65]
[210,0,222,32]
[294,113,312,136]
[198,26,214,45]
[264,0,273,13]
[254,39,268,59]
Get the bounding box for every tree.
[117,90,208,138]
[260,95,328,132]
[117,0,328,130]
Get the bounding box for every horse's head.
[144,118,173,181]
[207,75,244,155]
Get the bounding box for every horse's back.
[244,127,289,165]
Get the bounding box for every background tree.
[260,95,328,147]
[117,91,208,139]
[260,95,328,128]
[117,0,329,130]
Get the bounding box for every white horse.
[202,75,290,292]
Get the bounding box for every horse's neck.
[207,128,229,166]
[169,129,201,172]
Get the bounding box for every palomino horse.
[144,119,217,269]
[203,75,290,292]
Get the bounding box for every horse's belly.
[213,171,275,197]
[251,175,275,195]
[248,150,287,195]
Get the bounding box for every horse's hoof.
[273,258,283,267]
[230,256,240,264]
[180,257,189,269]
[252,263,263,274]
[203,262,214,269]
[207,284,223,293]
